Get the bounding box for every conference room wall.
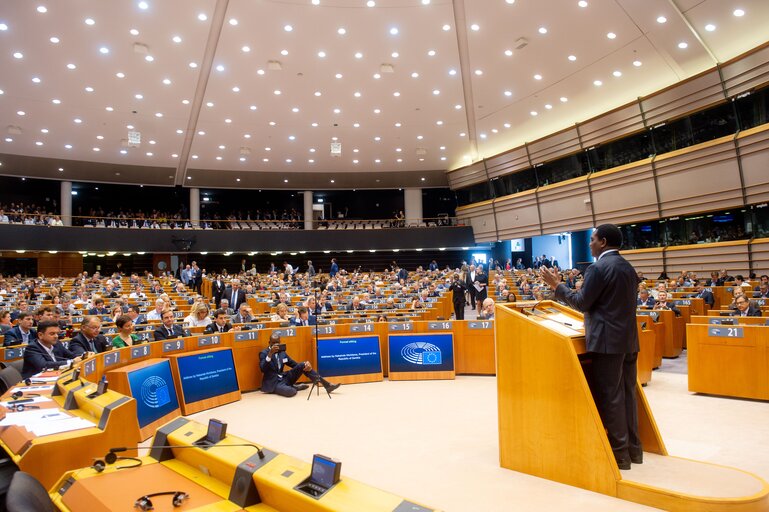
[737,124,769,204]
[525,126,582,167]
[490,190,540,240]
[618,248,665,276]
[578,102,646,150]
[751,238,769,275]
[536,177,594,235]
[640,69,724,128]
[484,146,530,181]
[588,159,659,227]
[665,240,751,275]
[722,44,769,97]
[447,160,487,189]
[455,200,497,243]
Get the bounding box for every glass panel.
[619,221,662,249]
[455,181,494,206]
[734,86,769,130]
[491,167,538,197]
[751,203,769,238]
[651,101,738,154]
[586,130,654,172]
[535,152,590,187]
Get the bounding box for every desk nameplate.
[708,326,744,338]
[197,335,221,347]
[468,321,493,330]
[162,340,185,353]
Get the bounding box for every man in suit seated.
[754,283,769,299]
[636,289,655,308]
[22,320,90,379]
[126,305,147,326]
[3,312,37,346]
[732,296,762,317]
[694,282,715,307]
[153,309,184,340]
[69,315,111,356]
[259,332,340,397]
[653,291,681,316]
[755,274,769,292]
[291,307,316,327]
[145,299,166,321]
[204,308,241,334]
[478,298,495,320]
[219,299,235,316]
[88,298,110,316]
[346,296,365,311]
[232,303,255,324]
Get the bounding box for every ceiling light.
[35,141,43,146]
[256,69,265,75]
[391,52,399,58]
[504,90,512,97]
[560,96,568,102]
[568,54,576,61]
[530,111,538,116]
[335,73,343,78]
[130,28,139,35]
[155,112,163,117]
[4,137,11,142]
[85,18,95,25]
[216,64,224,71]
[374,136,381,141]
[733,9,745,17]
[432,89,440,95]
[455,104,462,109]
[318,50,326,58]
[52,99,61,104]
[268,121,276,126]
[135,93,143,99]
[353,159,359,164]
[215,156,221,160]
[395,122,402,126]
[58,167,64,171]
[366,1,375,7]
[146,152,153,156]
[459,132,466,137]
[612,70,622,77]
[705,23,716,31]
[416,135,423,140]
[93,147,100,151]
[85,86,94,92]
[67,63,76,69]
[172,35,182,43]
[474,69,483,75]
[16,111,25,116]
[354,91,361,97]
[470,24,480,31]
[283,24,293,32]
[479,133,487,139]
[176,129,183,134]
[99,46,109,54]
[13,52,23,59]
[607,32,616,39]
[389,27,399,35]
[0,23,7,31]
[162,78,171,84]
[281,49,288,55]
[229,18,238,25]
[289,135,296,140]
[182,99,190,104]
[117,72,126,78]
[32,77,41,83]
[538,27,547,34]
[442,24,451,31]
[37,5,48,13]
[95,133,102,138]
[393,91,400,97]
[633,60,642,67]
[206,101,214,107]
[189,62,198,68]
[593,80,602,86]
[198,130,205,135]
[274,89,281,95]
[241,45,250,52]
[373,73,381,79]
[50,36,60,43]
[244,133,252,137]
[534,74,542,80]
[678,41,688,49]
[337,27,346,35]
[544,104,553,110]
[120,149,126,154]
[197,13,207,21]
[504,49,513,56]
[656,16,667,23]
[138,1,149,10]
[578,0,588,6]
[333,108,341,113]
[355,52,363,59]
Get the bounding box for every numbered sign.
[273,328,296,338]
[4,347,25,359]
[234,331,259,342]
[130,345,151,359]
[428,321,453,331]
[350,324,374,333]
[137,331,154,342]
[103,351,121,367]
[315,325,336,335]
[389,323,413,332]
[708,326,744,338]
[673,299,691,306]
[757,299,767,307]
[468,321,493,330]
[83,359,96,376]
[174,311,184,318]
[162,340,185,353]
[636,311,659,321]
[244,323,265,330]
[197,335,221,347]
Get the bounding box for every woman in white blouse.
[184,302,212,327]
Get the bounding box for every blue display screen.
[388,333,455,373]
[316,336,382,377]
[311,456,339,488]
[126,360,180,428]
[175,349,239,404]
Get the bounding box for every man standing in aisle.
[449,273,467,320]
[465,264,477,310]
[540,224,641,470]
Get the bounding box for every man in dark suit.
[636,289,655,308]
[191,262,202,293]
[127,305,147,326]
[232,303,255,325]
[259,332,339,397]
[204,309,241,334]
[3,312,37,346]
[329,258,339,278]
[653,291,681,316]
[153,310,185,340]
[68,316,110,356]
[449,273,467,320]
[22,320,88,379]
[541,224,641,470]
[346,296,365,311]
[694,282,715,308]
[88,298,110,315]
[211,275,226,308]
[396,266,408,282]
[732,296,762,317]
[223,279,246,311]
[465,265,478,309]
[290,307,316,327]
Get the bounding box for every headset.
[91,449,142,472]
[134,491,189,511]
[11,404,39,412]
[11,391,39,400]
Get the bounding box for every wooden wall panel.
[494,191,541,239]
[737,125,769,204]
[665,241,750,275]
[455,201,497,243]
[655,136,743,217]
[579,103,646,149]
[721,44,769,97]
[485,146,530,180]
[589,159,659,226]
[621,249,665,276]
[536,178,594,234]
[641,70,724,126]
[446,161,487,189]
[526,127,581,166]
[37,253,84,277]
[751,238,769,275]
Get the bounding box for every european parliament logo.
[140,375,171,409]
[401,341,443,365]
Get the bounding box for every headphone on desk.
[134,491,189,511]
[91,448,142,472]
[11,404,39,412]
[11,391,39,400]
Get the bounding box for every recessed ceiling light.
[182,99,190,104]
[333,108,341,113]
[189,62,198,68]
[138,1,149,10]
[479,133,487,139]
[613,70,622,77]
[374,136,381,141]
[656,16,667,23]
[544,104,553,110]
[373,73,381,79]
[354,91,361,97]
[176,129,183,134]
[172,35,182,43]
[281,49,289,55]
[338,27,346,35]
[117,72,126,78]
[135,93,143,99]
[504,49,513,56]
[67,63,76,69]
[130,28,139,35]
[256,69,265,75]
[35,141,44,146]
[560,96,568,102]
[4,137,11,142]
[416,135,423,140]
[283,24,293,32]
[530,111,538,116]
[92,147,100,151]
[389,27,399,35]
[288,135,296,140]
[353,148,359,152]
[274,89,281,95]
[538,27,547,34]
[32,77,41,83]
[504,90,512,97]
[191,155,198,159]
[470,23,480,31]
[455,104,462,109]
[13,52,23,59]
[593,79,603,86]
[443,24,451,31]
[268,121,276,126]
[733,9,745,17]
[318,50,326,58]
[0,24,8,31]
[633,60,642,67]
[85,86,94,92]
[395,122,402,126]
[393,91,400,97]
[216,64,224,72]
[197,13,207,21]
[105,106,113,111]
[263,158,269,162]
[162,78,171,84]
[85,18,95,25]
[37,5,48,13]
[366,1,375,7]
[229,18,238,25]
[127,124,134,129]
[422,0,430,4]
[607,32,616,39]
[311,122,318,127]
[99,46,109,54]
[355,52,363,59]
[310,148,316,152]
[120,149,126,154]
[427,50,437,57]
[244,133,252,137]
[215,156,222,160]
[705,23,716,31]
[578,0,588,6]
[353,159,359,164]
[241,45,250,52]
[335,73,343,78]
[74,118,82,123]
[231,86,240,92]
[568,54,576,61]
[49,36,60,43]
[58,167,64,171]
[155,112,163,117]
[432,89,440,95]
[374,159,381,163]
[678,41,688,49]
[474,69,483,75]
[65,144,73,148]
[198,130,205,135]
[291,107,299,113]
[391,52,399,58]
[533,74,542,80]
[52,98,61,104]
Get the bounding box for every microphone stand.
[308,287,329,400]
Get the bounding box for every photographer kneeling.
[259,332,341,397]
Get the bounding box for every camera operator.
[259,332,340,397]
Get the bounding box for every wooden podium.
[496,301,769,511]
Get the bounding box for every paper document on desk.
[0,409,71,427]
[10,385,55,394]
[29,375,60,383]
[546,313,584,331]
[539,319,582,336]
[28,417,94,437]
[0,396,52,407]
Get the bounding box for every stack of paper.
[0,408,94,437]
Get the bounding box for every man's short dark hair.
[594,224,623,248]
[94,298,104,305]
[297,306,308,315]
[17,312,32,321]
[128,305,140,314]
[735,275,744,281]
[213,308,227,318]
[161,309,174,319]
[37,306,54,315]
[38,319,59,333]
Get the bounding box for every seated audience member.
[232,303,255,324]
[145,299,166,321]
[153,310,184,340]
[111,315,141,348]
[10,300,30,321]
[129,285,146,299]
[732,296,762,317]
[637,289,655,308]
[270,303,291,323]
[756,283,769,299]
[127,305,146,325]
[219,298,235,316]
[290,306,315,327]
[204,309,241,334]
[734,275,751,288]
[110,305,124,325]
[3,312,37,346]
[69,316,110,355]
[304,296,322,316]
[653,291,681,316]
[478,298,495,320]
[694,282,715,307]
[755,275,769,291]
[0,310,12,333]
[377,314,389,322]
[88,298,109,315]
[22,320,89,379]
[346,296,365,311]
[728,287,746,309]
[34,306,55,326]
[259,332,340,397]
[184,302,212,327]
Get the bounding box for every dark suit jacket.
[22,340,77,379]
[654,302,681,316]
[68,332,110,356]
[475,273,489,301]
[290,317,317,327]
[153,324,185,340]
[259,348,301,393]
[223,288,246,311]
[212,280,226,306]
[733,306,762,317]
[204,323,234,334]
[637,297,655,308]
[88,307,109,315]
[554,250,639,354]
[696,290,715,307]
[3,326,37,346]
[465,271,478,298]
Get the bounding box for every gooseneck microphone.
[109,442,266,460]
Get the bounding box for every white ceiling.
[1,0,768,189]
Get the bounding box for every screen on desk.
[176,349,239,404]
[388,333,454,373]
[311,455,340,488]
[316,335,382,377]
[127,360,180,428]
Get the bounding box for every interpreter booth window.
[662,210,749,247]
[455,181,494,207]
[491,167,538,197]
[749,204,769,238]
[534,152,590,187]
[619,222,662,250]
[734,85,769,131]
[650,101,738,155]
[586,130,654,172]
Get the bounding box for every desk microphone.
[523,299,545,316]
[108,443,266,460]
